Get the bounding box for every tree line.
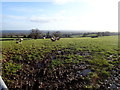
[1,29,71,39]
[1,29,118,38]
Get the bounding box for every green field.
[1,36,120,89]
[0,38,31,41]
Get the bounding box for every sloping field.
[1,36,120,89]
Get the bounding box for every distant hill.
[1,30,90,34]
[2,30,31,34]
[1,30,118,35]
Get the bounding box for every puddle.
[36,62,44,68]
[77,69,92,76]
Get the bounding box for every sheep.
[16,38,23,44]
[16,39,21,43]
[56,37,60,40]
[51,37,56,42]
[43,37,46,39]
[51,37,60,42]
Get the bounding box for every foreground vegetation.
[1,36,120,89]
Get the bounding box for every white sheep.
[51,37,60,42]
[43,37,46,39]
[16,38,23,44]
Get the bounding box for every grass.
[1,35,119,89]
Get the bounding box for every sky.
[1,0,119,32]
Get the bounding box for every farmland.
[1,36,120,89]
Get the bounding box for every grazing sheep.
[56,37,60,40]
[51,37,56,42]
[16,38,23,44]
[16,41,20,44]
[43,37,46,39]
[51,37,60,42]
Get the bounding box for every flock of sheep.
[16,37,60,44]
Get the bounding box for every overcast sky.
[1,0,119,32]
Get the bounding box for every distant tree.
[23,35,27,38]
[97,32,102,36]
[2,34,7,38]
[82,33,88,37]
[28,29,43,39]
[9,33,14,38]
[52,31,61,37]
[62,34,71,38]
[10,35,13,38]
[104,31,110,36]
[46,31,51,38]
[16,35,19,38]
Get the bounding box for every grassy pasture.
[1,36,120,89]
[0,38,31,41]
